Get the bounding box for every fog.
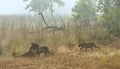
[0,0,76,15]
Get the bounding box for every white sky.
[0,0,77,15]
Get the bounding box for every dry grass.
[0,46,120,69]
[0,15,120,69]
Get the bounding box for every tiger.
[38,46,51,56]
[13,43,39,58]
[13,43,51,58]
[31,43,50,56]
[78,42,100,50]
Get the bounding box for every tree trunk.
[38,13,48,27]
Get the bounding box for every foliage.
[97,0,113,14]
[23,0,64,13]
[72,0,96,24]
[105,8,120,34]
[97,0,120,34]
[114,0,120,7]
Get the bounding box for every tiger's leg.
[45,48,50,54]
[90,47,93,50]
[80,46,83,50]
[93,44,100,49]
[44,51,47,55]
[96,46,100,49]
[85,47,87,51]
[42,50,47,55]
[46,50,50,55]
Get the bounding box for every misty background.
[0,0,76,15]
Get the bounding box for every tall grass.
[0,15,116,55]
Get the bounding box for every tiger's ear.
[31,43,34,45]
